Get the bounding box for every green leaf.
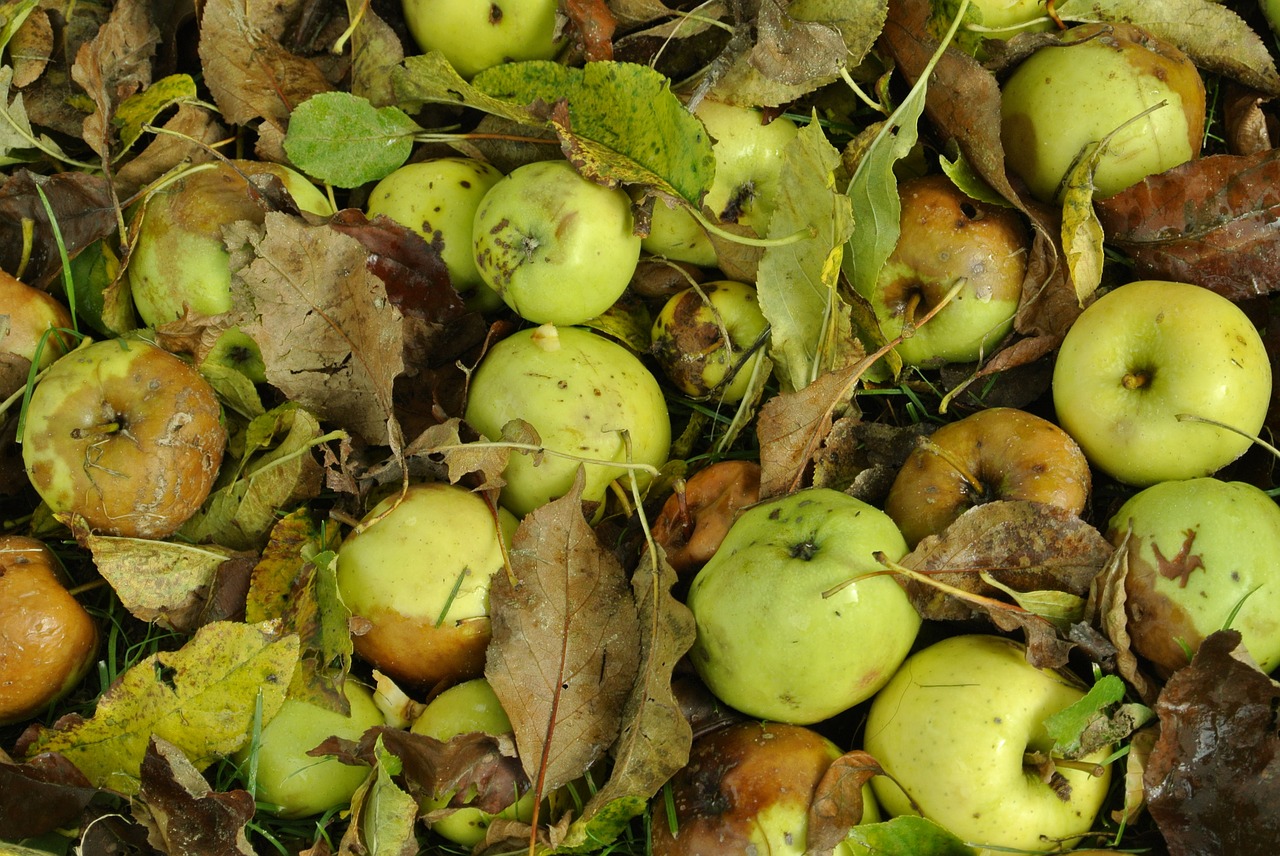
[282,91,420,187]
[1060,141,1107,306]
[757,117,856,392]
[0,0,39,56]
[342,736,418,856]
[24,621,299,795]
[113,74,198,152]
[847,815,980,854]
[1043,674,1154,759]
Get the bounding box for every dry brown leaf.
[807,750,882,852]
[70,0,158,160]
[485,472,642,798]
[756,362,862,498]
[1084,529,1160,705]
[134,736,255,856]
[10,8,53,88]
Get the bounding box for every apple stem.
[71,421,122,440]
[1121,370,1150,390]
[1026,752,1107,778]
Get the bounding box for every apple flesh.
[463,324,671,518]
[410,678,535,845]
[21,338,227,539]
[686,487,920,724]
[401,0,564,80]
[859,174,1028,367]
[652,720,880,856]
[650,279,769,402]
[366,157,505,310]
[864,634,1113,853]
[1051,280,1271,486]
[236,679,385,818]
[473,159,641,326]
[1000,22,1206,201]
[1106,477,1280,676]
[0,535,98,725]
[884,406,1091,547]
[336,482,518,690]
[643,101,799,268]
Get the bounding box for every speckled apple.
[650,279,770,402]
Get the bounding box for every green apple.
[335,482,518,690]
[864,634,1113,853]
[201,326,267,384]
[1000,22,1206,201]
[1106,477,1280,675]
[472,159,641,326]
[463,324,671,518]
[366,157,505,310]
[686,487,920,724]
[236,679,385,818]
[651,720,881,856]
[649,279,769,402]
[21,338,227,539]
[929,0,1055,59]
[1051,280,1271,486]
[128,159,334,327]
[643,101,799,267]
[410,678,535,845]
[858,174,1029,367]
[401,0,564,80]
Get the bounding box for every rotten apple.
[651,459,761,576]
[650,279,770,403]
[0,271,75,397]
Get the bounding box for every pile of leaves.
[3,0,1280,854]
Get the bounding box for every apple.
[21,337,227,539]
[651,720,880,856]
[1265,0,1280,34]
[929,0,1055,59]
[1000,22,1206,201]
[643,101,799,268]
[1051,280,1272,486]
[128,159,335,328]
[864,634,1113,853]
[1106,477,1280,676]
[335,482,518,690]
[650,459,761,576]
[649,279,770,403]
[200,326,267,384]
[366,157,505,310]
[884,406,1091,547]
[472,159,641,326]
[686,487,920,724]
[0,271,75,389]
[857,174,1028,367]
[410,677,535,845]
[401,0,564,80]
[463,323,671,518]
[235,679,385,818]
[0,535,98,726]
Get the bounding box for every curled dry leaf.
[134,736,256,856]
[0,751,100,841]
[807,750,883,852]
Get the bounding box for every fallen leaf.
[807,750,881,851]
[0,752,101,841]
[69,0,158,159]
[134,736,255,856]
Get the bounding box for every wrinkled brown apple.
[884,407,1091,547]
[650,459,761,576]
[21,338,227,538]
[0,535,98,725]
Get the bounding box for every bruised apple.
[0,271,74,394]
[0,536,98,725]
[651,459,761,576]
[650,280,770,403]
[21,338,227,538]
[884,407,1091,547]
[686,488,919,724]
[1106,477,1280,676]
[336,482,518,690]
[652,720,879,856]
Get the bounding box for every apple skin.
[652,720,880,856]
[473,159,641,326]
[1000,22,1206,202]
[463,324,671,518]
[644,101,799,267]
[128,160,334,328]
[930,0,1055,59]
[651,459,762,576]
[650,280,769,403]
[235,679,385,818]
[864,634,1113,853]
[410,678,535,846]
[401,0,564,80]
[0,535,98,726]
[336,482,518,691]
[21,338,227,539]
[859,174,1028,367]
[884,407,1091,548]
[1106,477,1280,676]
[1051,280,1271,486]
[0,272,74,375]
[686,487,920,724]
[366,157,505,310]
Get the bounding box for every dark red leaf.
[0,170,118,289]
[0,752,100,840]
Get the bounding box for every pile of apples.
[4,0,1280,854]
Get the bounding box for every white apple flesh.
[864,634,1113,853]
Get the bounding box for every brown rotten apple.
[884,407,1091,547]
[0,535,98,725]
[21,338,227,538]
[1,271,74,398]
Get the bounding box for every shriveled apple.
[650,459,761,576]
[883,407,1091,547]
[0,535,98,725]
